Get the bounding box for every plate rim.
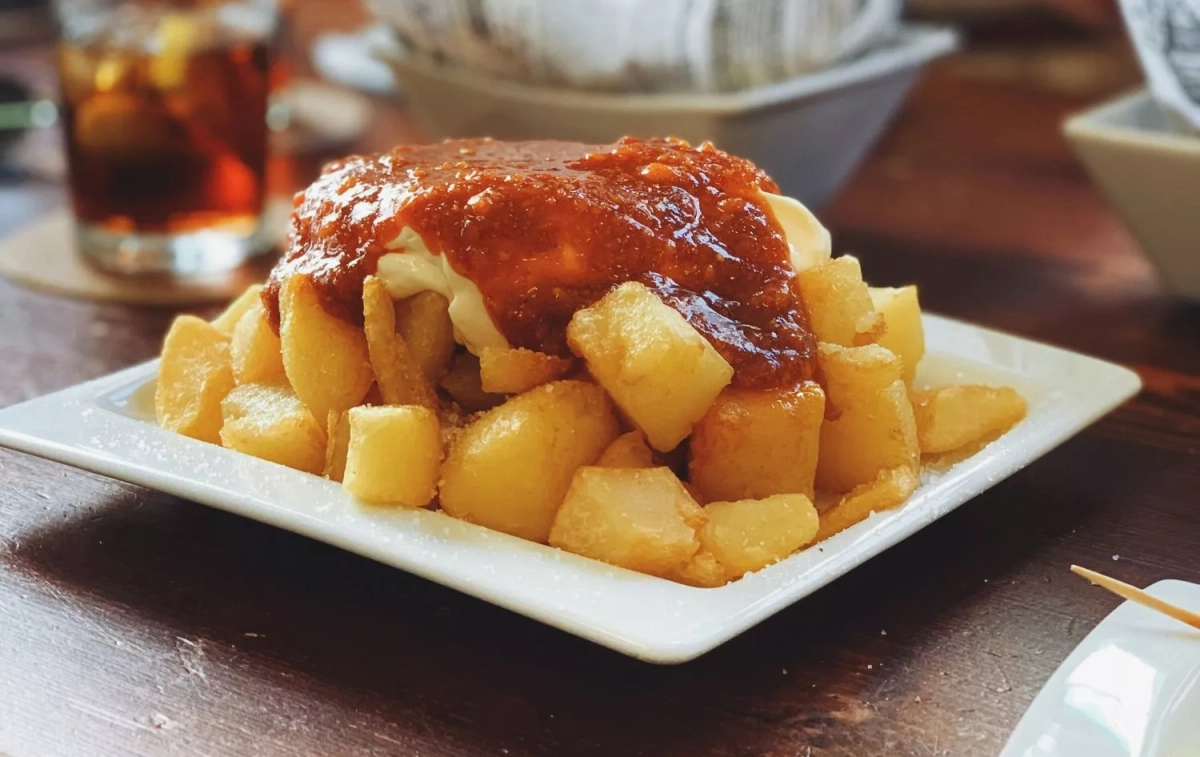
[0,314,1142,663]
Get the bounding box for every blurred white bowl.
[1066,89,1200,301]
[369,0,902,94]
[382,25,957,208]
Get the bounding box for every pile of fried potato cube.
[156,254,1026,587]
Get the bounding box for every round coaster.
[0,205,288,306]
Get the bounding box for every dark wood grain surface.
[2,12,1199,757]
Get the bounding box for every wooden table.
[3,37,1199,757]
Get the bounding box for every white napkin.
[367,0,900,93]
[1118,0,1200,131]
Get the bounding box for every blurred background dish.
[269,80,374,154]
[1066,88,1200,302]
[309,22,399,96]
[368,0,902,94]
[384,25,956,208]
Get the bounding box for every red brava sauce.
[262,137,817,389]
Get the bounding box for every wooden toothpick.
[1071,565,1200,631]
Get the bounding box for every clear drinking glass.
[53,0,279,275]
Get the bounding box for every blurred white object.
[270,80,373,154]
[311,23,401,96]
[1066,89,1200,301]
[383,25,956,207]
[368,0,900,93]
[1117,0,1200,131]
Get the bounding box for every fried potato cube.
[219,383,326,474]
[548,467,705,578]
[395,291,456,382]
[479,347,574,394]
[796,256,884,347]
[323,410,351,482]
[869,286,924,384]
[438,351,504,413]
[688,382,825,502]
[440,380,620,542]
[595,430,655,469]
[210,284,264,336]
[230,301,286,386]
[279,274,374,422]
[343,405,441,507]
[362,276,437,408]
[700,494,820,578]
[910,384,1027,455]
[815,343,919,493]
[566,282,733,451]
[155,315,235,444]
[666,549,728,588]
[814,465,919,542]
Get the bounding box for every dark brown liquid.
[58,36,270,234]
[264,138,816,389]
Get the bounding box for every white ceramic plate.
[1001,580,1200,757]
[0,315,1140,663]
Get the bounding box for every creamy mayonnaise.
[374,192,830,355]
[761,192,832,273]
[375,227,508,354]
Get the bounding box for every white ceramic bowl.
[368,0,902,94]
[1066,89,1200,301]
[382,25,957,208]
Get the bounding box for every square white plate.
[0,314,1140,663]
[1001,580,1200,757]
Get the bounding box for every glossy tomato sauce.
[263,137,816,389]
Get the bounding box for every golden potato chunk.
[440,380,620,542]
[666,549,728,588]
[689,382,825,502]
[279,274,374,422]
[362,276,437,408]
[814,465,919,542]
[155,315,235,444]
[219,383,325,474]
[548,467,705,578]
[815,343,919,493]
[479,347,574,394]
[701,494,820,578]
[343,405,441,507]
[566,282,733,451]
[869,286,924,384]
[323,410,351,482]
[595,431,655,469]
[911,384,1027,455]
[210,284,264,336]
[395,291,456,382]
[796,256,883,347]
[438,351,504,413]
[230,301,286,386]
